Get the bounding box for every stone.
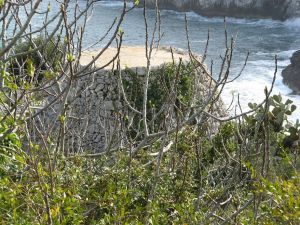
[282,50,300,94]
[291,50,300,66]
[95,84,104,93]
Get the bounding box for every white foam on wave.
[248,59,290,70]
[278,50,297,59]
[248,59,277,67]
[182,11,283,27]
[283,18,300,28]
[171,10,300,30]
[255,51,274,57]
[248,50,295,68]
[222,63,300,121]
[95,0,125,7]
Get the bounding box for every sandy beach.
[80,46,192,69]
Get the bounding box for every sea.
[30,0,300,121]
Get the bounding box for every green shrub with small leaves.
[123,62,196,110]
[0,80,299,225]
[250,172,300,225]
[122,62,198,135]
[0,117,24,177]
[9,36,64,85]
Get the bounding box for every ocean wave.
[222,70,300,121]
[95,0,126,7]
[247,50,295,67]
[283,18,300,28]
[278,50,297,59]
[163,10,300,29]
[181,11,283,27]
[248,59,278,67]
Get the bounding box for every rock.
[282,50,300,94]
[143,0,300,20]
[290,50,300,66]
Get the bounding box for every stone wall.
[65,71,123,153]
[39,70,123,154]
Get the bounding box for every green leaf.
[59,115,65,123]
[43,70,57,80]
[67,53,75,62]
[118,28,124,35]
[26,58,35,77]
[47,3,51,11]
[285,99,293,105]
[273,95,281,103]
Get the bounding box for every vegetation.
[7,36,64,86]
[0,1,299,225]
[121,62,198,135]
[0,93,299,224]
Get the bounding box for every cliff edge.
[143,0,300,20]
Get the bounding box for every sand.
[80,46,192,69]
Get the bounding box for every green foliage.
[123,62,195,112]
[247,94,297,133]
[9,36,63,85]
[253,173,300,225]
[0,117,23,177]
[122,62,197,134]
[283,119,300,149]
[0,91,299,224]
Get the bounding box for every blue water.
[31,1,300,120]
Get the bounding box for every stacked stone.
[65,71,123,153]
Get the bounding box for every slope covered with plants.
[0,1,299,224]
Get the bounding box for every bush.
[9,36,64,85]
[123,62,195,111]
[121,62,200,136]
[0,117,24,177]
[253,173,300,225]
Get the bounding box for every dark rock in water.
[290,50,300,66]
[282,50,300,94]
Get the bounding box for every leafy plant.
[9,36,64,85]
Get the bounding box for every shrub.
[0,100,299,224]
[121,62,199,135]
[253,172,300,225]
[123,62,195,110]
[9,36,64,85]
